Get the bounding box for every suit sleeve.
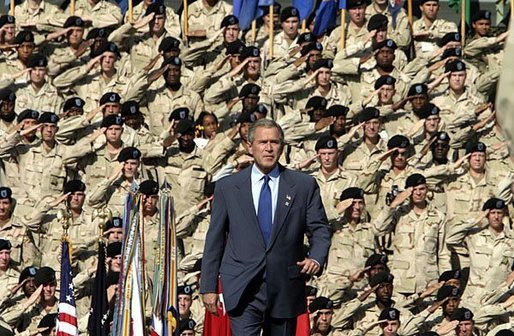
[200,181,229,294]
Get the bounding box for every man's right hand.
[202,293,219,315]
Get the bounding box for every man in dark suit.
[200,119,331,335]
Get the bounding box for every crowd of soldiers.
[0,0,512,334]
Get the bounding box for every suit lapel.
[267,167,295,251]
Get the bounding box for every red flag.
[203,279,231,336]
[295,312,310,336]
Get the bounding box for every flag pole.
[128,0,133,23]
[183,0,189,45]
[460,0,465,45]
[251,20,257,45]
[10,0,14,16]
[269,4,274,59]
[339,9,346,50]
[407,0,413,27]
[301,19,306,33]
[511,0,514,18]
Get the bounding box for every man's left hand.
[297,258,320,275]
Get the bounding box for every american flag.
[56,238,78,336]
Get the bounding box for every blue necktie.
[257,175,272,246]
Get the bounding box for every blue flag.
[313,0,338,36]
[233,0,260,31]
[339,0,347,9]
[256,0,274,19]
[292,0,315,21]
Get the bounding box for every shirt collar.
[251,164,280,181]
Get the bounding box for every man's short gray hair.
[247,119,285,145]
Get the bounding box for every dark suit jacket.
[200,165,331,318]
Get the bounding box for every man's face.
[107,229,123,243]
[443,297,460,316]
[103,103,120,116]
[488,209,505,230]
[242,94,259,112]
[349,5,366,25]
[0,100,15,119]
[316,68,331,87]
[456,321,474,336]
[376,282,393,304]
[178,132,195,150]
[22,277,37,297]
[63,107,84,119]
[0,198,12,220]
[68,191,85,211]
[472,19,491,36]
[449,71,466,92]
[244,57,261,78]
[30,67,46,85]
[432,140,449,160]
[40,123,57,142]
[2,24,15,42]
[248,126,283,174]
[318,148,339,170]
[105,125,123,143]
[381,320,400,336]
[150,14,166,34]
[411,95,428,111]
[109,255,121,272]
[369,264,387,277]
[178,294,192,317]
[181,331,194,336]
[376,48,395,67]
[446,279,461,288]
[332,115,346,135]
[363,119,380,139]
[22,119,39,140]
[310,109,325,123]
[307,50,322,68]
[411,184,427,205]
[229,55,241,69]
[421,1,439,20]
[424,115,440,133]
[263,12,279,29]
[282,17,299,39]
[391,148,408,169]
[375,28,388,42]
[346,199,364,221]
[42,282,57,301]
[101,52,117,73]
[124,115,143,130]
[469,152,486,171]
[379,85,395,103]
[165,65,181,85]
[374,0,387,6]
[123,159,140,179]
[315,309,333,332]
[240,122,251,142]
[0,249,10,270]
[224,24,240,43]
[143,195,158,213]
[67,27,84,46]
[306,295,316,307]
[18,42,35,62]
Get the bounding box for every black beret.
[347,0,367,9]
[106,271,120,286]
[438,269,461,282]
[254,103,268,116]
[312,58,333,71]
[405,173,426,188]
[117,147,141,162]
[105,217,123,231]
[19,266,38,283]
[15,31,34,45]
[0,187,12,200]
[63,97,85,112]
[63,16,84,28]
[0,15,15,28]
[26,54,48,68]
[369,272,394,287]
[379,307,400,321]
[178,284,193,295]
[431,132,450,146]
[226,40,246,55]
[262,3,281,15]
[95,42,120,57]
[374,75,396,90]
[280,6,300,22]
[298,32,315,45]
[482,197,506,211]
[175,119,195,135]
[472,10,492,22]
[465,141,486,154]
[35,266,56,286]
[159,36,181,53]
[408,83,428,97]
[63,180,86,194]
[106,242,122,257]
[305,285,318,297]
[100,115,124,128]
[139,180,159,196]
[38,112,59,124]
[340,187,365,201]
[301,41,323,56]
[239,46,260,61]
[325,105,349,117]
[496,331,514,336]
[239,83,261,98]
[179,319,196,333]
[315,135,338,151]
[221,15,239,28]
[451,308,474,321]
[367,14,388,31]
[441,47,462,60]
[308,296,333,313]
[0,89,16,102]
[387,134,410,149]
[100,92,121,105]
[168,107,190,122]
[38,313,57,329]
[121,101,141,117]
[162,56,182,68]
[438,32,461,47]
[358,107,380,123]
[236,112,258,124]
[306,96,327,111]
[365,253,388,267]
[417,103,440,119]
[445,59,466,73]
[436,285,461,301]
[0,238,11,251]
[145,2,165,16]
[17,109,39,123]
[373,39,397,51]
[87,28,107,40]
